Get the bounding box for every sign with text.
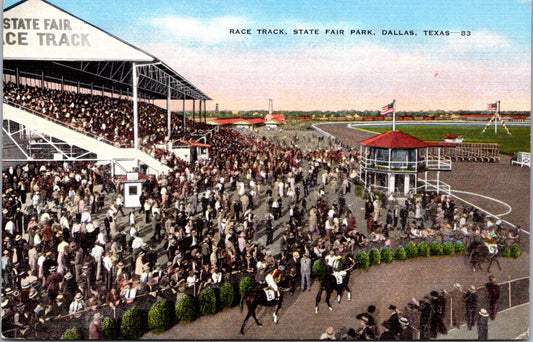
[4,0,153,61]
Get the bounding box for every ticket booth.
[122,172,145,208]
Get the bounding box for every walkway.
[437,303,529,340]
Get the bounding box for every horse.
[315,256,354,313]
[467,240,503,273]
[239,287,284,335]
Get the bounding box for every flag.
[381,102,395,116]
[487,103,497,111]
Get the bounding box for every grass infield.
[364,125,530,156]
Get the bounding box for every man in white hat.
[69,292,85,315]
[450,282,465,328]
[477,308,489,339]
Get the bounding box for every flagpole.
[392,99,396,131]
[495,100,499,135]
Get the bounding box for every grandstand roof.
[3,0,210,101]
[360,130,449,149]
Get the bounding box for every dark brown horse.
[239,288,284,335]
[467,240,502,273]
[315,256,355,313]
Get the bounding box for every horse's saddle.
[333,271,346,285]
[263,288,276,301]
[484,243,498,255]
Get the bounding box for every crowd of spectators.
[3,82,210,151]
[0,84,521,339]
[320,279,495,340]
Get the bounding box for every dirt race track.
[146,123,530,340]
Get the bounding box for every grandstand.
[2,0,210,174]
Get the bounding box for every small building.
[359,131,452,196]
[120,172,148,208]
[265,113,285,130]
[171,141,211,163]
[442,135,464,144]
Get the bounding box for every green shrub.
[353,251,369,270]
[418,241,430,257]
[239,277,256,297]
[405,242,418,259]
[219,283,234,309]
[175,295,197,324]
[442,242,455,256]
[368,248,381,266]
[120,307,143,340]
[148,300,173,333]
[430,241,443,256]
[510,244,521,259]
[501,246,511,258]
[102,318,119,340]
[394,246,406,260]
[380,247,393,264]
[454,241,465,255]
[199,288,217,316]
[61,328,80,340]
[312,260,326,279]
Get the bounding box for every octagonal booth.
[359,131,452,196]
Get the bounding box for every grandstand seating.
[3,82,209,150]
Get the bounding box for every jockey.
[484,238,498,255]
[265,266,284,298]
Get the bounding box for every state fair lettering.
[3,17,90,47]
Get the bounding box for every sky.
[4,0,531,112]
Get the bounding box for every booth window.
[128,185,137,195]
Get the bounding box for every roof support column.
[203,100,207,124]
[182,93,186,133]
[15,68,19,86]
[167,77,171,141]
[192,100,196,124]
[132,62,139,150]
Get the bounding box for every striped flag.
[381,102,395,116]
[487,103,497,111]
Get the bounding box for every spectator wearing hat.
[398,316,415,340]
[45,265,63,303]
[413,296,432,339]
[356,305,378,336]
[61,271,78,303]
[121,280,137,304]
[464,285,478,330]
[429,290,447,337]
[477,308,489,340]
[89,312,104,339]
[69,292,85,316]
[485,275,500,320]
[450,282,465,328]
[320,326,336,340]
[355,315,376,340]
[382,304,402,338]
